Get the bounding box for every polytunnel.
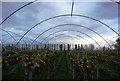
[1,0,120,80]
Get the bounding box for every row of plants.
[2,50,120,80]
[67,50,120,80]
[2,50,62,80]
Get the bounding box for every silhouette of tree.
[114,37,120,51]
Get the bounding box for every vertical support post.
[68,44,70,51]
[71,0,74,16]
[75,44,77,50]
[60,44,63,51]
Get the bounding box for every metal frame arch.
[98,35,118,46]
[40,30,101,48]
[6,31,32,44]
[2,31,28,44]
[2,29,31,44]
[1,29,17,43]
[3,35,27,44]
[44,36,84,50]
[43,33,99,48]
[103,35,119,47]
[44,34,89,44]
[17,14,119,45]
[41,31,88,43]
[2,29,41,44]
[44,34,86,44]
[31,24,111,48]
[0,0,38,25]
[1,0,118,25]
[40,29,101,48]
[46,35,85,45]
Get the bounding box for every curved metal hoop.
[44,34,100,48]
[45,34,86,44]
[1,29,17,43]
[42,33,89,44]
[17,14,119,45]
[2,29,41,44]
[3,35,27,44]
[103,35,119,47]
[98,35,118,46]
[46,35,85,44]
[0,0,38,25]
[40,30,101,48]
[31,24,111,48]
[2,31,28,44]
[1,0,118,25]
